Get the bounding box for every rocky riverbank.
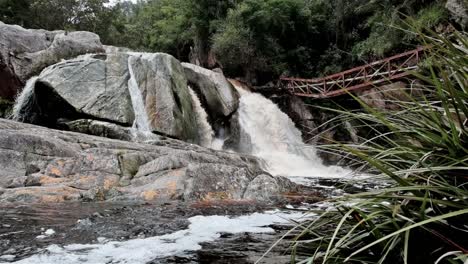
[0,119,298,204]
[0,175,386,264]
[0,21,370,263]
[0,202,290,263]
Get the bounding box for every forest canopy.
[0,0,452,83]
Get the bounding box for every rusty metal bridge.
[278,46,427,99]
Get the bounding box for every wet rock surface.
[0,202,299,263]
[0,119,295,204]
[0,156,384,264]
[0,179,380,264]
[13,52,201,142]
[182,63,239,123]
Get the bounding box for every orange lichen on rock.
[8,186,81,203]
[48,167,63,177]
[202,192,232,201]
[167,169,184,177]
[141,190,160,201]
[103,178,119,190]
[40,195,67,203]
[166,181,178,192]
[39,175,67,185]
[73,175,96,186]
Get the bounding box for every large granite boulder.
[0,22,104,101]
[0,119,295,203]
[13,52,200,143]
[182,63,239,124]
[130,53,199,141]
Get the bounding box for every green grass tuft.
[285,30,468,264]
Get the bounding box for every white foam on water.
[44,229,56,236]
[211,127,227,150]
[8,210,307,264]
[211,137,225,150]
[11,77,38,121]
[236,89,353,181]
[187,86,215,148]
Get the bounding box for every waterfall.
[11,76,38,121]
[236,89,351,180]
[187,86,215,148]
[127,56,152,133]
[211,127,226,150]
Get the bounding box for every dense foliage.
[0,0,128,44]
[1,1,466,262]
[0,0,453,83]
[285,31,468,264]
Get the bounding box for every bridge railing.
[279,46,427,98]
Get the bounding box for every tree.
[128,0,192,57]
[0,0,31,27]
[1,0,125,45]
[0,0,448,82]
[212,0,328,83]
[187,0,240,67]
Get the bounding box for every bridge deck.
[279,46,426,98]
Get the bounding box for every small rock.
[75,218,93,228]
[44,229,55,236]
[92,212,104,218]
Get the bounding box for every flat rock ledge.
[0,119,295,203]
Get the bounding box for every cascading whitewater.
[127,55,152,133]
[128,53,217,149]
[187,86,215,148]
[211,127,226,150]
[11,76,38,121]
[236,89,351,180]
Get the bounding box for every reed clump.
[288,31,468,264]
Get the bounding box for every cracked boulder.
[0,21,104,102]
[182,63,239,125]
[0,119,296,203]
[13,52,200,143]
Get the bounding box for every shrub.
[286,31,468,264]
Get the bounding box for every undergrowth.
[282,30,468,264]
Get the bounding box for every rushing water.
[127,56,152,133]
[187,86,215,148]
[123,63,353,180]
[4,210,305,264]
[235,88,352,181]
[5,59,363,264]
[12,63,351,181]
[11,77,38,121]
